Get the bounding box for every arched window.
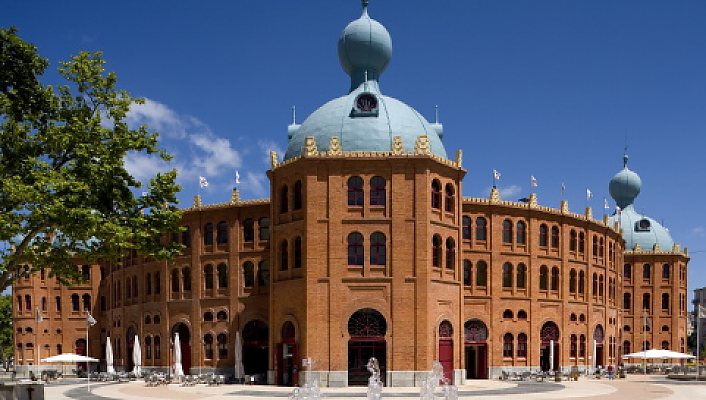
[445,237,456,269]
[182,268,191,291]
[217,333,228,358]
[431,179,441,209]
[551,226,560,248]
[476,261,488,287]
[592,273,598,296]
[55,296,61,312]
[624,293,631,310]
[579,334,586,357]
[570,334,578,357]
[347,176,364,206]
[370,232,386,265]
[463,260,472,286]
[280,240,289,270]
[126,277,132,298]
[217,310,228,321]
[258,260,270,287]
[517,310,527,320]
[41,297,46,311]
[145,336,152,359]
[551,267,559,291]
[204,311,214,321]
[539,224,548,247]
[503,333,514,358]
[204,223,214,245]
[569,230,577,251]
[570,313,577,322]
[624,263,632,279]
[71,294,79,311]
[444,183,455,212]
[623,340,631,355]
[146,273,152,295]
[516,264,527,289]
[370,176,386,206]
[662,264,670,280]
[642,293,651,310]
[579,270,585,294]
[592,235,598,257]
[661,325,670,332]
[154,336,161,359]
[204,264,213,289]
[82,294,90,311]
[243,219,254,242]
[145,315,152,324]
[204,334,213,359]
[258,217,270,241]
[81,265,91,281]
[243,262,255,288]
[661,293,670,311]
[599,274,604,297]
[432,235,442,267]
[462,216,472,240]
[539,266,548,290]
[517,333,527,358]
[348,233,364,266]
[643,264,652,282]
[502,263,513,288]
[293,180,303,210]
[280,185,289,213]
[182,226,191,247]
[502,220,513,244]
[217,263,228,288]
[476,217,487,241]
[503,309,513,319]
[294,237,302,268]
[516,221,526,244]
[578,232,585,253]
[624,324,631,332]
[154,272,161,294]
[569,269,577,293]
[217,221,228,244]
[171,269,180,292]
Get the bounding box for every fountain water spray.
[420,361,458,400]
[367,357,383,400]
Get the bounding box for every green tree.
[0,27,182,290]
[0,295,12,361]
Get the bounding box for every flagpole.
[87,311,90,392]
[697,307,701,381]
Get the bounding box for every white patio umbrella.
[549,340,554,371]
[41,353,99,363]
[623,349,696,360]
[234,332,244,382]
[173,333,184,379]
[132,334,142,377]
[106,336,116,374]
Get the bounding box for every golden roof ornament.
[193,195,202,208]
[328,136,342,155]
[528,193,537,208]
[414,135,431,155]
[585,207,592,220]
[392,136,403,155]
[270,150,278,169]
[560,200,569,214]
[455,149,463,168]
[231,188,240,204]
[304,136,319,157]
[490,186,500,202]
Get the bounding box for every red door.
[439,339,453,382]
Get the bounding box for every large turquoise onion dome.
[284,0,447,161]
[607,154,674,251]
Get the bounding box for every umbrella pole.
[87,318,90,392]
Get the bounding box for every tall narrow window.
[204,265,214,289]
[155,336,161,359]
[293,180,303,210]
[280,240,289,270]
[624,264,632,279]
[294,237,302,268]
[444,183,455,212]
[551,267,559,291]
[476,217,487,241]
[570,335,578,357]
[431,179,441,209]
[182,226,191,248]
[257,261,269,287]
[661,293,670,311]
[204,334,213,359]
[41,297,46,311]
[517,333,527,358]
[81,265,91,281]
[243,262,254,288]
[502,263,513,288]
[146,273,152,295]
[370,232,386,265]
[462,217,472,240]
[71,294,79,311]
[445,237,455,269]
[516,221,526,244]
[204,223,214,245]
[171,270,179,293]
[579,335,586,357]
[569,230,577,251]
[145,337,152,359]
[347,176,364,206]
[662,264,670,280]
[258,218,270,241]
[463,260,472,286]
[578,232,585,253]
[579,270,585,294]
[243,219,254,242]
[592,235,598,257]
[599,275,604,297]
[280,185,289,213]
[154,272,161,294]
[642,293,651,310]
[217,221,228,244]
[643,264,651,282]
[82,294,91,311]
[432,235,442,267]
[539,224,548,247]
[476,261,488,287]
[217,263,228,288]
[551,226,560,248]
[569,269,577,293]
[539,266,548,290]
[370,176,386,206]
[182,268,191,291]
[516,264,527,289]
[347,233,364,266]
[592,273,598,296]
[623,293,631,310]
[217,333,228,358]
[503,333,514,358]
[502,220,513,244]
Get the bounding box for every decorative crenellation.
[560,200,569,214]
[455,149,463,168]
[304,136,319,157]
[185,197,270,212]
[193,195,202,208]
[270,150,279,169]
[328,136,343,155]
[585,207,592,220]
[392,136,404,155]
[231,188,240,204]
[528,193,537,208]
[414,135,431,155]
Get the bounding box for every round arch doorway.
[242,320,269,384]
[464,319,488,379]
[347,308,387,386]
[540,321,560,372]
[171,323,191,375]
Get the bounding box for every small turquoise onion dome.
[338,1,392,92]
[608,153,642,209]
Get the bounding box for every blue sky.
[4,0,705,304]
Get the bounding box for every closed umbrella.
[106,337,115,374]
[132,334,142,377]
[173,333,184,379]
[234,332,244,382]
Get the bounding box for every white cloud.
[191,134,242,177]
[692,226,705,237]
[126,99,189,139]
[124,152,175,182]
[499,185,522,198]
[244,172,269,197]
[257,140,284,166]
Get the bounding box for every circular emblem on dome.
[350,93,379,117]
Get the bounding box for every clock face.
[356,94,378,112]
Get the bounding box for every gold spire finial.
[193,195,202,208]
[231,188,240,204]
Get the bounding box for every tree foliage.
[0,295,12,361]
[0,27,182,290]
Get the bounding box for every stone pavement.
[43,375,706,400]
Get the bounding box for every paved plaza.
[39,375,706,400]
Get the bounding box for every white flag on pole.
[199,176,209,188]
[586,188,593,200]
[87,312,97,327]
[530,175,538,187]
[493,169,501,180]
[235,170,240,185]
[604,198,610,209]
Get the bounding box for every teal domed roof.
[284,1,446,161]
[607,154,674,251]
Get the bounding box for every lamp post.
[86,312,97,392]
[35,308,44,380]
